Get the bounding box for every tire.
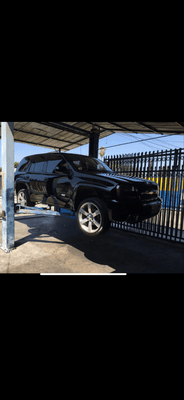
[17,189,35,207]
[77,197,111,237]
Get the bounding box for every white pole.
[1,122,14,252]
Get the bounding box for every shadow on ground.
[6,214,184,273]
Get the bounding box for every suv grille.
[140,191,158,202]
[137,183,158,203]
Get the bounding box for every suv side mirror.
[59,166,68,173]
[53,166,60,172]
[53,166,67,173]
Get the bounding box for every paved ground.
[0,211,184,273]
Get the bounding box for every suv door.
[14,156,31,194]
[45,155,73,208]
[28,155,47,203]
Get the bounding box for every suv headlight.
[116,184,138,199]
[116,184,135,191]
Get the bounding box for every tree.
[14,162,19,169]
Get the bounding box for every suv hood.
[94,172,157,187]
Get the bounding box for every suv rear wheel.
[77,197,111,237]
[17,189,35,207]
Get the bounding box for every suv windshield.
[64,154,113,173]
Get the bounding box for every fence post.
[119,155,121,174]
[136,153,140,177]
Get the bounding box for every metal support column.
[89,127,100,158]
[1,122,14,252]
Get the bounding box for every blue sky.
[0,132,184,167]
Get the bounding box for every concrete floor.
[0,211,184,273]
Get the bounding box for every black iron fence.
[104,148,184,243]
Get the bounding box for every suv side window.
[28,158,36,173]
[46,160,60,173]
[34,155,47,173]
[46,157,68,173]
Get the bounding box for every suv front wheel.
[77,197,111,237]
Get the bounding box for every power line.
[117,132,162,149]
[115,132,166,150]
[104,133,181,149]
[102,132,182,152]
[116,131,181,147]
[138,135,181,150]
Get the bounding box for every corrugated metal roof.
[0,122,184,151]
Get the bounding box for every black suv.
[14,152,162,236]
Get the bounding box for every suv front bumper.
[109,197,162,223]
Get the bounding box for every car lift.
[14,203,77,219]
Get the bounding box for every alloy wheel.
[17,191,27,206]
[78,201,102,234]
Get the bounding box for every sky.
[0,132,184,167]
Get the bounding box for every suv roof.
[25,153,94,160]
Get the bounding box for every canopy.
[1,121,184,151]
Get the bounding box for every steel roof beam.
[108,121,160,133]
[13,128,77,145]
[86,122,116,133]
[135,121,164,134]
[107,121,142,132]
[13,138,60,149]
[38,122,90,137]
[108,121,184,134]
[13,138,80,151]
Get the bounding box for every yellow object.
[144,176,184,192]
